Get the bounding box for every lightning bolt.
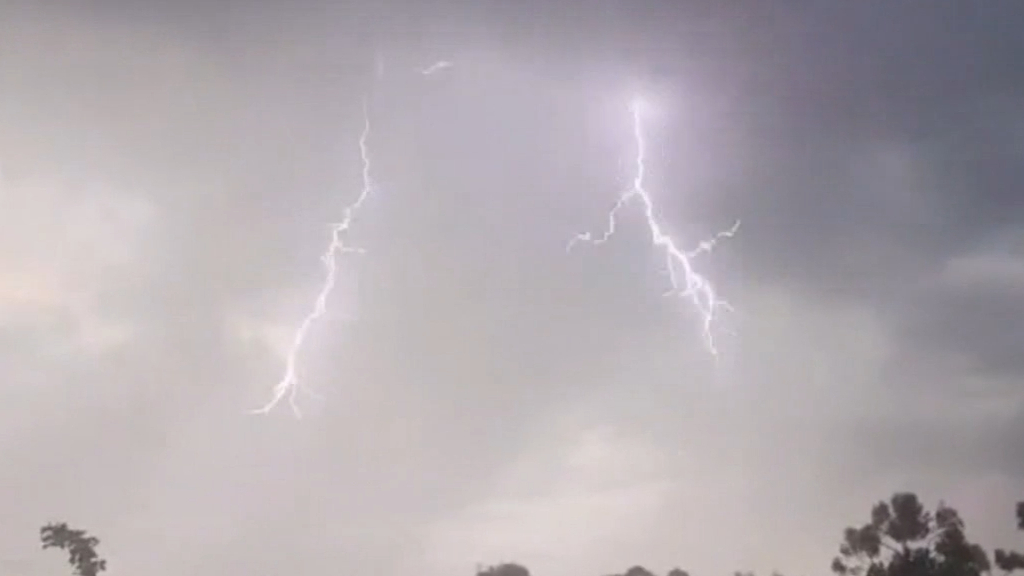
[249,98,375,417]
[250,57,453,417]
[375,52,453,79]
[419,60,454,75]
[569,96,739,354]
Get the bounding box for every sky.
[0,2,1023,576]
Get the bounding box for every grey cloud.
[895,251,1024,381]
[2,4,1024,576]
[602,4,1024,300]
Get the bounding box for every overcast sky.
[1,2,1023,576]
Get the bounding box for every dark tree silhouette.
[469,498,1015,576]
[831,493,990,576]
[602,568,678,576]
[40,523,107,576]
[477,563,531,576]
[994,501,1024,574]
[479,563,690,576]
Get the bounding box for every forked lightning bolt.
[569,96,739,354]
[250,99,374,417]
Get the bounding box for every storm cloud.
[0,3,1022,576]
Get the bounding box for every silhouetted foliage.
[480,564,691,576]
[607,567,693,576]
[35,496,1021,576]
[477,563,531,576]
[994,550,1024,574]
[994,501,1024,574]
[831,492,989,576]
[40,523,107,576]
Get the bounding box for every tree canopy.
[40,522,107,576]
[995,502,1024,574]
[37,495,1024,576]
[478,563,532,576]
[830,492,990,576]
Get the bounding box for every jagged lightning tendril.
[419,60,453,75]
[569,97,740,354]
[250,99,374,417]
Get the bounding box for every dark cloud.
[540,3,1024,303]
[2,3,1024,576]
[895,251,1024,380]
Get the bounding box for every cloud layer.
[0,3,1022,576]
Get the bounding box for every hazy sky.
[1,3,1023,576]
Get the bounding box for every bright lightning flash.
[419,60,453,75]
[250,100,374,417]
[569,96,739,354]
